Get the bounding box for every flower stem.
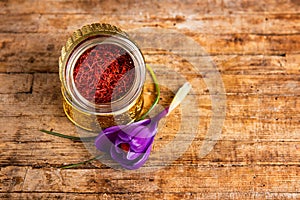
[61,155,102,169]
[138,64,160,120]
[40,129,95,142]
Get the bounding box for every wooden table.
[1,0,300,199]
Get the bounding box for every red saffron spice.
[119,143,130,152]
[73,43,135,104]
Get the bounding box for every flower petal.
[123,119,151,136]
[95,125,123,152]
[150,108,168,123]
[109,139,154,170]
[125,143,153,170]
[110,145,125,162]
[126,151,143,160]
[94,132,115,152]
[168,82,191,115]
[102,125,123,135]
[130,135,154,153]
[117,131,132,142]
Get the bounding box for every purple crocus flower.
[94,82,191,170]
[94,109,168,170]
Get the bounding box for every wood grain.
[0,0,299,199]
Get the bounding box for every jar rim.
[64,34,146,115]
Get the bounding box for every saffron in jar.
[60,23,146,131]
[73,43,135,104]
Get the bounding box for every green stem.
[138,64,160,120]
[40,129,95,142]
[61,155,102,169]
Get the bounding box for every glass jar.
[59,23,146,131]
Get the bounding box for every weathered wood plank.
[1,32,300,73]
[1,33,299,55]
[1,136,300,167]
[1,13,300,34]
[0,166,299,193]
[1,0,299,15]
[1,91,299,118]
[1,192,300,200]
[0,100,299,141]
[2,52,299,75]
[27,72,299,96]
[0,114,299,144]
[0,73,299,119]
[0,74,33,94]
[0,67,299,97]
[213,54,300,75]
[146,54,300,76]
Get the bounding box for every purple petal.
[130,136,154,153]
[117,131,132,142]
[110,145,125,161]
[115,124,148,142]
[110,145,153,170]
[152,107,169,122]
[122,124,148,138]
[126,151,144,160]
[124,144,153,170]
[94,126,121,152]
[102,125,123,135]
[135,121,158,139]
[110,119,151,141]
[132,118,152,126]
[121,119,151,131]
[94,132,114,152]
[121,119,151,137]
